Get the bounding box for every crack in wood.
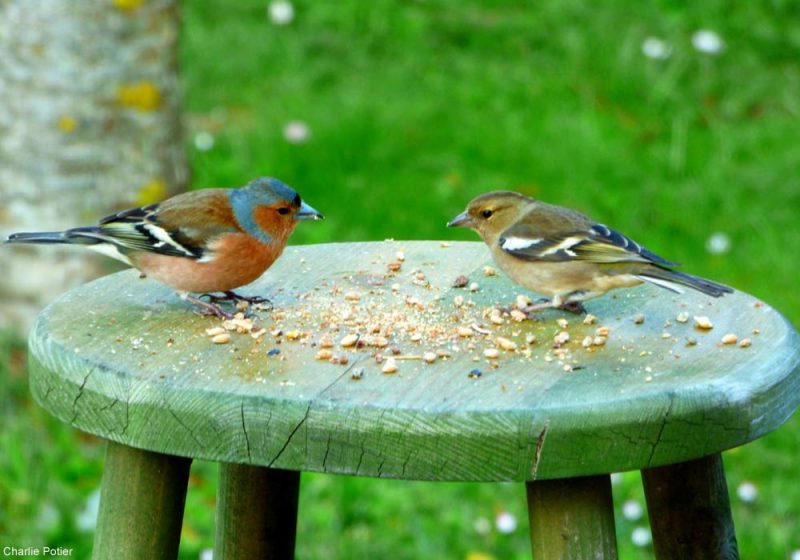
[168,408,204,448]
[355,445,366,475]
[322,433,332,471]
[648,395,676,467]
[530,421,550,480]
[98,399,119,412]
[120,393,130,436]
[240,401,252,463]
[70,367,95,425]
[268,403,311,468]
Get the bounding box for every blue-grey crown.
[245,177,300,206]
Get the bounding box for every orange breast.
[130,233,284,293]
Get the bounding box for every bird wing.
[499,222,678,267]
[93,189,240,259]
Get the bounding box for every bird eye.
[277,207,291,215]
[481,209,494,219]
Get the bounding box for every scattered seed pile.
[200,245,758,378]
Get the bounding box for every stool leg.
[642,453,739,559]
[526,475,618,559]
[93,441,192,560]
[214,464,300,559]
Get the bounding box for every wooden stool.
[28,241,800,559]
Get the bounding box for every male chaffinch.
[5,177,323,318]
[448,191,732,314]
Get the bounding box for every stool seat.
[29,241,800,481]
[27,241,800,559]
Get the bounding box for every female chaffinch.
[6,177,323,318]
[448,191,732,314]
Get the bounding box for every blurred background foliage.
[2,0,800,558]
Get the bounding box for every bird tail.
[636,268,733,298]
[5,227,105,246]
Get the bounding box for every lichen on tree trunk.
[0,0,187,332]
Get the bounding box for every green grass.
[3,0,800,557]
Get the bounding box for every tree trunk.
[0,0,187,333]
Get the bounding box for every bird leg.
[521,297,587,316]
[184,295,235,320]
[521,300,558,317]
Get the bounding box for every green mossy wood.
[28,241,800,482]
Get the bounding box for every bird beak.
[447,211,475,228]
[295,202,324,221]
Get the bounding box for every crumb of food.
[686,337,698,347]
[340,334,359,347]
[510,309,527,322]
[351,368,364,380]
[367,335,389,348]
[396,251,405,262]
[382,357,398,374]
[693,316,713,330]
[388,262,402,272]
[483,266,497,276]
[483,348,500,359]
[752,328,760,335]
[489,311,504,325]
[739,338,752,348]
[525,334,537,345]
[553,331,570,346]
[582,314,597,325]
[316,349,333,360]
[633,313,645,325]
[251,328,266,340]
[469,282,479,292]
[423,351,437,364]
[206,326,226,337]
[453,275,469,288]
[285,330,301,340]
[595,326,610,337]
[592,336,607,346]
[496,337,517,351]
[457,326,473,337]
[516,295,532,309]
[556,318,569,329]
[721,333,738,345]
[211,333,231,344]
[676,312,689,324]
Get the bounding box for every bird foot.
[521,299,586,316]
[185,295,235,320]
[200,291,272,308]
[558,301,587,315]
